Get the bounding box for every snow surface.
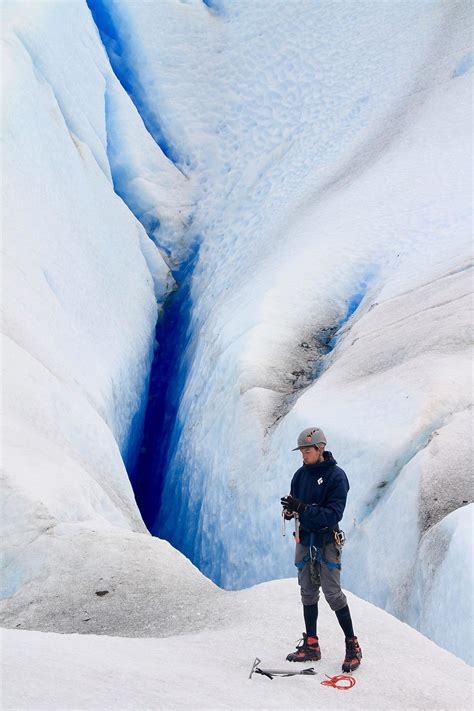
[1,0,473,680]
[2,585,473,711]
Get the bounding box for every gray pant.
[295,540,347,611]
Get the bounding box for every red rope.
[321,674,356,690]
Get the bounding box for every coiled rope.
[321,674,356,690]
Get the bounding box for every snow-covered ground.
[2,584,473,711]
[1,0,472,686]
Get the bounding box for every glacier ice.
[110,0,472,661]
[1,0,472,669]
[1,0,201,632]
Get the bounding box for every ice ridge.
[86,0,181,167]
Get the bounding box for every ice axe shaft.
[295,512,300,543]
[249,657,316,680]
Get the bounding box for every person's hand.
[280,495,307,514]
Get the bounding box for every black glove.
[280,495,307,514]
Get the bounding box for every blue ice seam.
[454,52,474,78]
[86,0,181,166]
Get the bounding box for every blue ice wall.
[129,242,200,530]
[121,339,154,475]
[130,265,374,580]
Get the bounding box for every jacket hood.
[303,450,337,473]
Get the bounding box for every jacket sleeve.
[298,473,349,531]
[289,472,298,497]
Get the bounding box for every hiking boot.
[286,633,321,662]
[342,636,362,672]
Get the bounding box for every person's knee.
[324,590,347,611]
[298,567,320,608]
[301,591,320,606]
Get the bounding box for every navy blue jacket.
[290,452,349,547]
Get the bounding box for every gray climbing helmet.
[292,427,327,451]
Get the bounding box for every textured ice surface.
[409,504,474,666]
[0,519,230,638]
[3,586,473,710]
[107,0,473,662]
[1,0,194,627]
[2,0,472,669]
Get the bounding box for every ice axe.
[249,657,317,680]
[281,504,300,543]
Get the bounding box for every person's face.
[300,446,322,465]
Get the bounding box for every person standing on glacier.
[280,427,362,672]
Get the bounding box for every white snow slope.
[1,0,473,680]
[2,585,473,711]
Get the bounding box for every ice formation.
[1,0,472,668]
[1,0,209,638]
[111,0,471,662]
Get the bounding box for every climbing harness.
[295,532,342,575]
[249,658,317,680]
[321,674,356,690]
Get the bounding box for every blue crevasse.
[129,241,201,531]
